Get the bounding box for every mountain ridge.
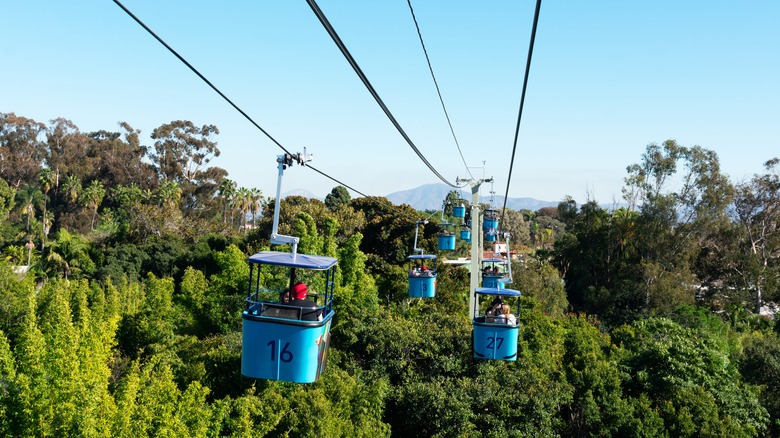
[384,183,559,211]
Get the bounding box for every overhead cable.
[406,0,473,180]
[306,0,462,189]
[112,0,292,157]
[500,0,543,229]
[306,165,368,198]
[113,0,373,200]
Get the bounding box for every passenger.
[289,282,322,321]
[486,296,503,317]
[420,265,433,277]
[495,304,517,325]
[279,289,291,304]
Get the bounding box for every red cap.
[291,282,308,299]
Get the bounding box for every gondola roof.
[247,251,337,269]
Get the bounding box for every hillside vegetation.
[1,113,780,436]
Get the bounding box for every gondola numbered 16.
[242,252,337,383]
[241,151,338,383]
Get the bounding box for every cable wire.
[406,0,473,180]
[306,164,368,198]
[113,0,378,201]
[500,0,543,230]
[306,0,462,189]
[112,0,292,157]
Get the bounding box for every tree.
[732,158,780,312]
[350,197,420,266]
[324,185,350,211]
[16,185,43,241]
[614,317,768,436]
[0,177,16,224]
[0,113,45,189]
[150,120,219,183]
[558,195,578,230]
[154,180,182,210]
[44,118,102,187]
[38,168,55,249]
[500,208,530,247]
[618,141,733,316]
[217,178,236,225]
[45,228,93,279]
[87,123,157,189]
[248,188,263,227]
[233,187,250,232]
[61,175,81,207]
[81,180,105,230]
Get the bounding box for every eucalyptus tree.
[0,113,45,189]
[150,120,219,183]
[732,158,780,312]
[150,120,221,215]
[623,140,733,313]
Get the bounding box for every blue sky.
[2,1,778,204]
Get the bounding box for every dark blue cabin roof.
[247,251,337,270]
[408,254,437,260]
[482,258,507,264]
[476,287,521,297]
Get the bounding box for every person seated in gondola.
[289,282,323,321]
[486,296,504,318]
[420,265,433,277]
[494,303,517,325]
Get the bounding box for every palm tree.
[17,186,42,233]
[234,187,251,231]
[38,168,56,250]
[81,180,105,230]
[218,179,236,225]
[249,188,264,228]
[46,228,90,279]
[61,174,81,206]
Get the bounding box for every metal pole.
[469,183,482,319]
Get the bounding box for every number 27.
[486,337,503,349]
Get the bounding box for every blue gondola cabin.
[473,287,521,361]
[242,251,337,383]
[481,257,507,289]
[408,254,437,298]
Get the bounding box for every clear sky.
[2,1,778,204]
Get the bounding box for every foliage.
[2,116,779,436]
[325,185,351,211]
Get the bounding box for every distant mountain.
[385,183,559,211]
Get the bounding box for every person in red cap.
[289,282,322,321]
